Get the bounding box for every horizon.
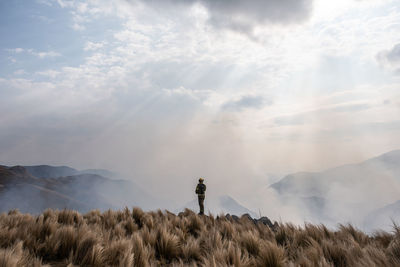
[2,147,400,231]
[3,147,400,179]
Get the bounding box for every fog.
[1,0,400,230]
[2,104,400,231]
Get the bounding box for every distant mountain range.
[270,150,400,230]
[271,150,400,197]
[0,165,156,213]
[22,165,119,179]
[22,165,79,178]
[0,165,255,217]
[2,150,400,229]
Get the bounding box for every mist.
[1,0,400,232]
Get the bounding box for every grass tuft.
[0,208,398,266]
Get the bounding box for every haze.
[1,0,400,222]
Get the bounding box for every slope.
[0,165,159,213]
[269,150,400,228]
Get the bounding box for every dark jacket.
[195,183,206,198]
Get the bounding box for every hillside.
[270,150,400,198]
[0,165,156,213]
[23,165,120,180]
[269,150,400,230]
[23,165,78,178]
[365,200,400,231]
[0,208,399,266]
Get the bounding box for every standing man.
[195,178,206,215]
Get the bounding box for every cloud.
[378,43,400,63]
[55,0,74,9]
[33,51,61,58]
[31,14,53,23]
[377,43,400,73]
[2,0,400,222]
[139,0,313,35]
[6,48,61,59]
[201,0,313,30]
[84,41,106,51]
[329,120,400,136]
[7,48,25,53]
[274,102,372,126]
[222,95,271,111]
[36,70,61,78]
[36,0,53,6]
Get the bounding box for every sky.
[1,0,400,207]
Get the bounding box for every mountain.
[0,165,38,184]
[269,150,400,229]
[364,200,400,231]
[362,150,400,178]
[23,165,78,178]
[271,150,400,197]
[178,195,257,217]
[78,169,119,179]
[0,165,90,213]
[0,165,159,213]
[22,165,119,179]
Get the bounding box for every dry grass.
[0,208,398,266]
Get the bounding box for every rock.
[256,216,274,227]
[224,213,278,228]
[231,215,239,222]
[241,213,254,223]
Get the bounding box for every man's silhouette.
[195,178,206,215]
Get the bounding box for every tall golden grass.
[0,208,399,266]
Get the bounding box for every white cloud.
[33,51,61,58]
[36,70,61,78]
[7,48,25,53]
[76,2,88,13]
[56,0,74,9]
[6,48,61,59]
[84,41,106,51]
[72,22,85,31]
[36,0,53,6]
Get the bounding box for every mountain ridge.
[269,149,400,230]
[0,165,153,213]
[0,165,256,217]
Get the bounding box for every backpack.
[196,183,206,194]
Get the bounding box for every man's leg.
[198,196,204,215]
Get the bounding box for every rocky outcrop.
[225,213,278,230]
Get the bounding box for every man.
[195,178,206,215]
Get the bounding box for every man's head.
[199,178,204,183]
